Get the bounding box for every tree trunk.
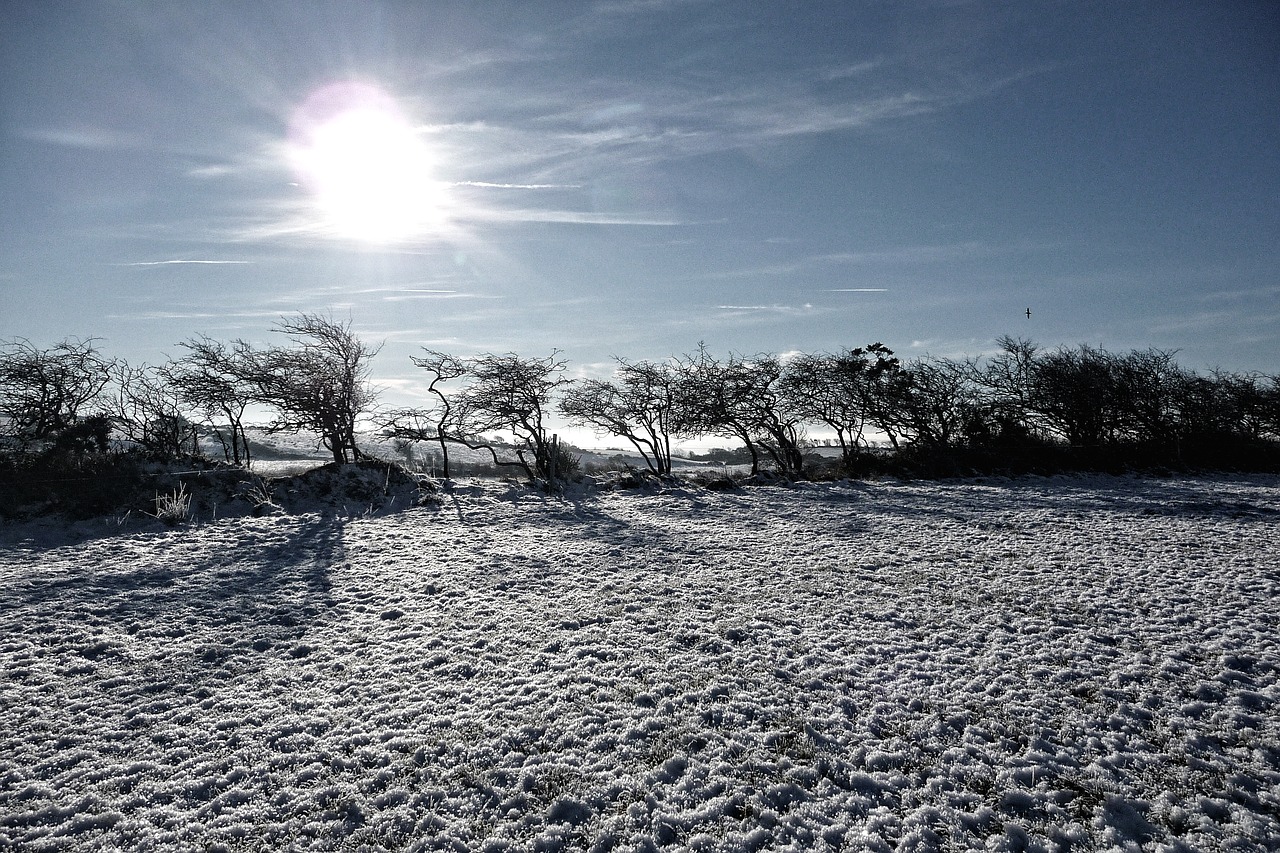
[437,436,451,479]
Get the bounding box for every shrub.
[542,440,581,484]
[685,469,739,491]
[0,450,154,520]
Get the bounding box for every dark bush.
[0,450,154,520]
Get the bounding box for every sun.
[288,82,448,243]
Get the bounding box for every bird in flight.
[1025,307,1032,319]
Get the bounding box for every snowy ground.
[1,474,1278,851]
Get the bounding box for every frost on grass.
[0,474,1278,851]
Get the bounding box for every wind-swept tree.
[1260,374,1280,440]
[1028,344,1123,446]
[246,314,380,464]
[1205,370,1280,441]
[108,361,199,458]
[1111,348,1186,444]
[453,351,572,482]
[390,349,572,482]
[740,354,808,473]
[976,336,1039,444]
[779,343,899,467]
[559,358,683,476]
[164,336,257,466]
[381,349,469,478]
[0,337,115,454]
[862,355,979,449]
[674,346,806,475]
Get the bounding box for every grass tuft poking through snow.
[1,473,1278,851]
[149,483,192,526]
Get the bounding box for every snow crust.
[2,474,1278,851]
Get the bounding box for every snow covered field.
[2,474,1278,851]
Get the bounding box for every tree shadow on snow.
[0,516,344,680]
[817,473,1280,526]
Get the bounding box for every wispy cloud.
[662,301,828,333]
[818,240,1058,265]
[1195,283,1280,303]
[736,91,935,141]
[400,61,945,187]
[187,164,236,179]
[592,0,712,15]
[716,303,814,313]
[1149,305,1280,339]
[450,181,581,190]
[17,126,145,150]
[104,310,280,321]
[904,338,992,360]
[828,288,889,293]
[822,60,889,81]
[116,259,251,267]
[426,46,1043,186]
[382,291,501,302]
[698,260,810,280]
[702,240,1057,281]
[460,208,684,226]
[419,121,493,134]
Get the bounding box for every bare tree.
[1260,375,1280,440]
[674,346,806,474]
[673,345,762,473]
[1026,345,1122,446]
[389,349,571,482]
[859,354,978,449]
[0,337,115,454]
[108,361,199,458]
[741,354,808,474]
[780,344,899,467]
[247,314,380,464]
[453,351,572,482]
[381,349,469,478]
[559,358,683,476]
[164,336,257,466]
[1110,348,1187,444]
[889,357,983,447]
[977,336,1039,443]
[1205,370,1280,441]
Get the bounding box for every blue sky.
[2,0,1277,415]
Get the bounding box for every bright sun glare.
[288,82,447,243]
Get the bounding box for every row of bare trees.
[557,344,902,477]
[383,337,1280,479]
[378,344,900,480]
[967,338,1280,454]
[4,320,1280,480]
[1,314,377,467]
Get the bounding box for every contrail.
[450,181,579,189]
[118,259,250,266]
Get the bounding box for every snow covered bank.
[1,474,1278,851]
